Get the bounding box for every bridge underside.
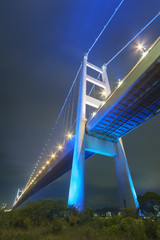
[87,38,160,140]
[14,133,118,208]
[13,138,94,208]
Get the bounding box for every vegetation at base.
[138,192,160,216]
[0,195,160,240]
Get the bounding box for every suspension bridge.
[9,1,160,212]
[12,36,160,211]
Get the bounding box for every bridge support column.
[114,138,140,210]
[68,55,87,211]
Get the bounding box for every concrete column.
[68,55,87,211]
[102,65,111,97]
[114,138,140,210]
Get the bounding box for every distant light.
[137,44,143,51]
[118,79,123,87]
[137,43,147,54]
[51,153,56,158]
[67,133,72,139]
[42,166,45,170]
[92,112,96,117]
[39,170,42,174]
[58,145,63,150]
[46,160,50,165]
[101,90,107,98]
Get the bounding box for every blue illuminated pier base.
[68,56,87,211]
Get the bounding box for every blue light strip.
[105,12,160,66]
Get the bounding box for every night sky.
[0,0,160,209]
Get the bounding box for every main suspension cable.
[87,0,125,55]
[104,12,160,66]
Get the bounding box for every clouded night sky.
[0,0,160,208]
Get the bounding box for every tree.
[138,192,160,215]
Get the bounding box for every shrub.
[120,217,146,240]
[68,215,80,225]
[52,218,64,233]
[83,225,97,240]
[80,207,94,223]
[92,216,107,229]
[144,220,159,239]
[157,223,160,238]
[121,208,139,218]
[104,224,121,234]
[11,217,30,230]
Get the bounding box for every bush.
[11,217,31,230]
[104,224,121,234]
[92,216,107,229]
[83,225,97,240]
[68,215,80,225]
[144,220,160,239]
[121,208,139,218]
[52,218,64,233]
[157,223,160,238]
[120,217,146,240]
[80,207,94,223]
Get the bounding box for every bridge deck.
[87,38,160,140]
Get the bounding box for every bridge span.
[13,38,160,210]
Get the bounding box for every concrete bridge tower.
[68,55,139,212]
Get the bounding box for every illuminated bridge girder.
[87,38,160,140]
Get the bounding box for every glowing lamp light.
[137,44,143,51]
[39,170,42,174]
[118,79,123,87]
[42,166,45,170]
[51,153,56,158]
[101,90,107,98]
[67,133,72,139]
[46,160,50,165]
[58,145,63,151]
[137,43,147,54]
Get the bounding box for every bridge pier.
[114,138,140,210]
[68,55,87,211]
[85,134,139,210]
